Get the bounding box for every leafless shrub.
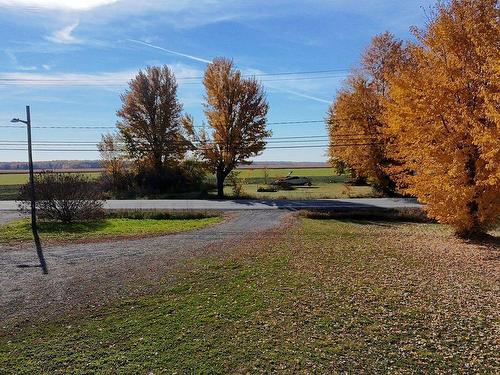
[228,171,244,197]
[19,172,105,224]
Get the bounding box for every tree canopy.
[327,32,404,194]
[384,0,499,236]
[117,66,191,175]
[184,58,270,198]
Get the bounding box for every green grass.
[0,185,20,200]
[0,172,100,186]
[1,217,497,373]
[0,169,331,186]
[0,168,377,200]
[0,216,222,244]
[237,167,336,178]
[224,182,375,199]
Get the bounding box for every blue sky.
[0,0,434,162]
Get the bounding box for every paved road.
[0,198,422,211]
[0,210,25,224]
[0,210,289,328]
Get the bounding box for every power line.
[0,143,380,152]
[0,68,350,84]
[0,135,333,143]
[0,75,346,86]
[1,120,328,129]
[1,137,375,146]
[0,135,375,146]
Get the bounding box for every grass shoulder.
[0,211,222,245]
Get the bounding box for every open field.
[224,183,374,199]
[0,215,221,245]
[1,215,497,373]
[237,167,336,179]
[0,168,333,185]
[0,168,375,200]
[0,171,100,185]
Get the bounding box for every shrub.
[133,160,207,196]
[19,172,105,224]
[98,169,136,199]
[228,171,244,197]
[106,210,219,220]
[257,185,278,193]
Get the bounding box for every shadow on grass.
[300,208,431,227]
[461,234,500,251]
[36,220,111,234]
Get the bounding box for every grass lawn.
[237,167,336,179]
[224,182,375,199]
[0,172,100,185]
[0,185,20,200]
[1,216,497,373]
[0,216,222,245]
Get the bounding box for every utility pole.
[11,106,48,274]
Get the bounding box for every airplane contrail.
[129,39,331,104]
[128,39,211,64]
[269,87,331,104]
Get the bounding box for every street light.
[11,106,48,274]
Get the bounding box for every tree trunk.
[459,147,485,238]
[216,167,225,198]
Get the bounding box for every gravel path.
[0,210,289,329]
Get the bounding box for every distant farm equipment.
[273,171,312,187]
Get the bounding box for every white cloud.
[17,65,38,71]
[45,21,82,44]
[0,0,119,11]
[0,64,204,87]
[0,70,135,87]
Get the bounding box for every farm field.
[0,168,375,200]
[0,171,100,185]
[237,167,336,179]
[1,215,497,373]
[0,168,333,185]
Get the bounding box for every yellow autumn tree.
[327,32,404,194]
[183,58,270,198]
[385,0,499,237]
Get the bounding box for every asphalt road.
[0,198,422,211]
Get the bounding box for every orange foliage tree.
[385,0,499,236]
[327,32,404,194]
[184,58,270,198]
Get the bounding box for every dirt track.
[0,210,291,330]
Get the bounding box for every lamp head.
[11,118,20,123]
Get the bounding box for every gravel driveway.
[0,210,290,329]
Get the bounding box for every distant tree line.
[0,160,102,171]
